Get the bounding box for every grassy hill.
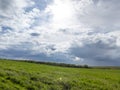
[0,59,120,90]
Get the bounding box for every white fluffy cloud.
[0,0,120,65]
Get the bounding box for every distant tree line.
[0,58,90,68]
[23,60,90,68]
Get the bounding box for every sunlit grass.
[0,59,120,90]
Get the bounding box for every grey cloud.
[30,33,40,37]
[69,38,120,66]
[0,48,49,61]
[76,0,120,31]
[0,46,73,64]
[0,0,34,17]
[0,0,13,10]
[34,0,53,10]
[0,26,12,34]
[0,0,14,17]
[92,0,99,4]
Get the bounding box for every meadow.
[0,59,120,90]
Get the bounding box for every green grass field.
[0,59,120,90]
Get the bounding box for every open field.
[0,59,120,90]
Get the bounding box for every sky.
[0,0,120,66]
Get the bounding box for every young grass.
[0,59,120,90]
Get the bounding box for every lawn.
[0,59,120,90]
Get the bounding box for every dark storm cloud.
[70,39,120,66]
[0,47,73,64]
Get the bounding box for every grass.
[0,59,120,90]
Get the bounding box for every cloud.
[0,0,13,10]
[0,0,120,66]
[69,31,120,66]
[76,0,120,31]
[0,0,34,17]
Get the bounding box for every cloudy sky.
[0,0,120,66]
